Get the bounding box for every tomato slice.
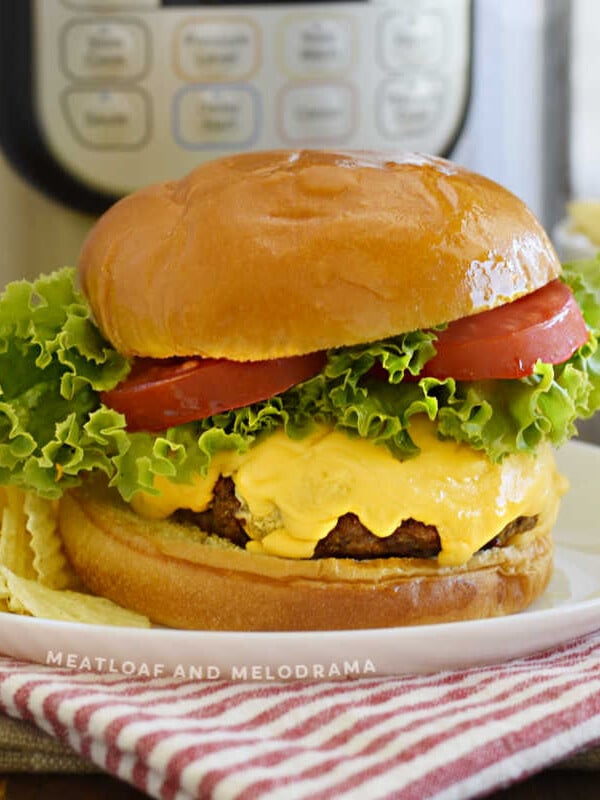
[421,280,589,381]
[101,352,327,432]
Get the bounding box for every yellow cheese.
[129,450,244,520]
[130,416,565,566]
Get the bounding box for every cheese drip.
[130,416,565,566]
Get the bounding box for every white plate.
[552,216,599,261]
[1,440,599,681]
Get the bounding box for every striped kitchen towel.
[2,632,600,800]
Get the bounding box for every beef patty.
[173,476,538,560]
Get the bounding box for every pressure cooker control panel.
[33,0,471,197]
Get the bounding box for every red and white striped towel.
[2,632,600,800]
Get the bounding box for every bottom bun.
[58,480,559,631]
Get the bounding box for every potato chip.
[0,487,36,580]
[568,200,600,246]
[23,491,79,590]
[0,566,150,627]
[0,570,12,613]
[0,485,152,628]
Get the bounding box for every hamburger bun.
[78,150,562,361]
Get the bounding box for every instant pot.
[0,0,569,225]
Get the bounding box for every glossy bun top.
[79,150,562,359]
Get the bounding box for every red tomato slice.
[421,280,589,381]
[101,352,327,432]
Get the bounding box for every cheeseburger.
[1,150,600,631]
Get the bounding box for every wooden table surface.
[0,767,598,799]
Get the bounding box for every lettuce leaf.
[0,269,130,496]
[1,260,599,501]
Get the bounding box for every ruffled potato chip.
[23,491,79,590]
[568,199,600,246]
[0,568,12,612]
[0,487,36,580]
[0,487,150,628]
[0,566,150,627]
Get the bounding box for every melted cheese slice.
[130,416,565,566]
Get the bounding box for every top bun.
[79,150,562,360]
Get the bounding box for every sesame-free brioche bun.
[58,478,558,631]
[78,150,562,361]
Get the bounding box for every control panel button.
[61,19,149,80]
[175,18,260,82]
[377,74,444,139]
[174,86,259,148]
[281,16,355,77]
[279,84,355,143]
[379,10,444,70]
[62,88,150,148]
